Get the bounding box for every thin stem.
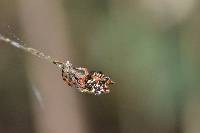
[0,34,64,69]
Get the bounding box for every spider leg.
[62,69,72,86]
[53,60,65,69]
[82,68,89,75]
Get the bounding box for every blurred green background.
[0,0,200,133]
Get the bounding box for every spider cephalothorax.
[55,61,115,95]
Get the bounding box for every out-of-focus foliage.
[0,0,200,133]
[64,0,200,132]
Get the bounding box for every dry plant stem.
[0,34,64,69]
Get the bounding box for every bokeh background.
[0,0,200,133]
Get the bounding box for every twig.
[0,34,63,69]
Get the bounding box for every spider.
[54,61,115,95]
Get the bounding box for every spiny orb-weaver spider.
[53,61,115,95]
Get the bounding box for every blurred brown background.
[0,0,200,133]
